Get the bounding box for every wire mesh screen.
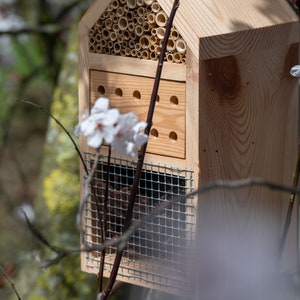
[82,152,195,293]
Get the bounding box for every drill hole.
[98,85,105,95]
[169,131,177,141]
[156,95,160,102]
[115,88,123,97]
[170,95,179,105]
[133,90,141,100]
[150,128,159,138]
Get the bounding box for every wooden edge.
[88,53,186,81]
[200,21,300,60]
[78,0,110,29]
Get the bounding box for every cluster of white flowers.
[75,97,148,157]
[290,65,300,84]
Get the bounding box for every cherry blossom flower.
[76,97,148,156]
[111,112,148,157]
[290,65,300,84]
[75,97,119,148]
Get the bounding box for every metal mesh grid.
[82,152,194,292]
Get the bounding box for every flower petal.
[290,65,300,78]
[87,131,104,148]
[91,97,110,114]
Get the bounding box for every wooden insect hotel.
[78,0,299,295]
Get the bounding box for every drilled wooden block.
[90,70,186,158]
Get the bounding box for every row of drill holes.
[150,128,178,142]
[97,85,179,105]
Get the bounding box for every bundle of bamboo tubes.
[89,0,186,64]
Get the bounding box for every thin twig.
[0,265,21,300]
[18,99,88,174]
[25,177,300,267]
[97,146,112,293]
[278,148,300,259]
[98,2,179,298]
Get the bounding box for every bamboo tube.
[110,31,118,42]
[95,33,102,42]
[100,39,108,47]
[175,38,187,54]
[167,38,176,51]
[137,7,145,16]
[166,53,173,63]
[144,0,153,5]
[111,15,118,25]
[102,29,110,40]
[126,11,133,21]
[151,2,160,13]
[137,17,144,25]
[101,11,109,19]
[118,17,128,30]
[156,27,165,40]
[137,0,143,6]
[111,0,119,9]
[132,17,138,25]
[136,51,142,58]
[135,42,142,51]
[156,45,161,54]
[95,44,102,53]
[112,23,119,32]
[114,42,122,53]
[128,22,134,32]
[143,21,151,32]
[120,0,126,4]
[170,27,179,40]
[107,4,114,11]
[149,35,157,45]
[130,49,137,57]
[89,44,96,52]
[116,7,124,17]
[135,25,144,37]
[141,50,149,59]
[105,18,113,30]
[151,28,157,36]
[117,35,124,43]
[127,0,137,9]
[120,49,126,56]
[90,36,96,45]
[107,40,113,49]
[123,4,129,12]
[125,47,131,56]
[122,40,128,48]
[139,35,150,49]
[156,10,168,27]
[149,44,156,52]
[147,13,156,25]
[90,27,96,35]
[129,39,136,49]
[173,52,182,63]
[122,30,130,40]
[150,52,157,60]
[96,18,103,28]
[130,32,137,40]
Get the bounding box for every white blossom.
[111,112,148,157]
[290,65,300,84]
[76,97,148,156]
[75,97,119,149]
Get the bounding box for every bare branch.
[0,265,22,300]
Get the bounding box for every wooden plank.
[197,44,298,270]
[90,70,186,158]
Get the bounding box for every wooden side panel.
[90,70,186,158]
[197,43,299,281]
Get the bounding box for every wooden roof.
[159,0,299,58]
